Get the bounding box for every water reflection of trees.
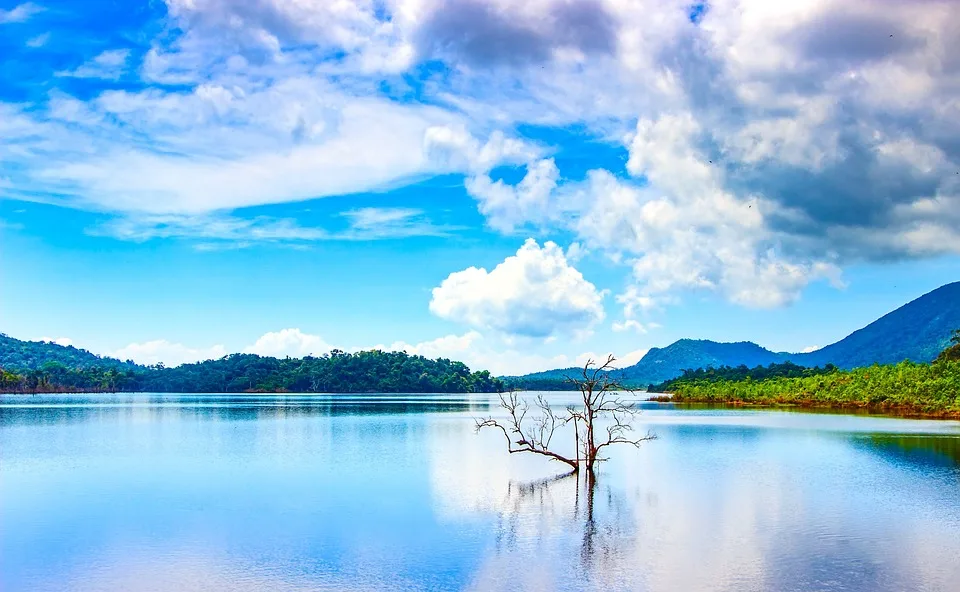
[859,433,960,468]
[0,394,489,427]
[490,472,635,589]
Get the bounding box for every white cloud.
[800,345,820,354]
[3,0,959,318]
[383,331,484,360]
[338,207,455,239]
[378,330,649,376]
[39,336,74,347]
[611,320,647,333]
[81,325,652,376]
[465,158,559,233]
[429,238,606,339]
[379,331,557,376]
[90,208,454,246]
[55,49,131,80]
[423,126,540,173]
[571,347,649,370]
[424,0,959,310]
[565,166,837,310]
[242,328,332,358]
[0,3,43,24]
[25,94,454,214]
[112,340,228,367]
[26,32,50,48]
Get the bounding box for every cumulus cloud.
[465,159,559,233]
[112,340,228,367]
[103,328,638,376]
[381,331,647,375]
[433,0,959,312]
[39,336,74,347]
[242,328,332,358]
[415,0,617,67]
[429,239,606,339]
[112,329,331,367]
[4,0,960,317]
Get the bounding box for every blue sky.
[1,0,958,374]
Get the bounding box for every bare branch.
[477,362,655,477]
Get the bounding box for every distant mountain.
[618,340,788,385]
[510,281,960,388]
[794,282,960,369]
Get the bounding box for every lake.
[2,393,959,592]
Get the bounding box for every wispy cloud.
[25,32,49,48]
[88,208,456,248]
[339,207,459,240]
[55,49,130,80]
[3,0,959,316]
[0,3,43,24]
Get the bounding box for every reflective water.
[2,393,959,592]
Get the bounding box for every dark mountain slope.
[795,281,960,369]
[618,339,788,385]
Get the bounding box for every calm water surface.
[2,393,959,592]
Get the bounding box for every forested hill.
[0,334,504,394]
[0,333,139,371]
[619,340,787,385]
[795,281,960,369]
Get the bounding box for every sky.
[1,0,959,375]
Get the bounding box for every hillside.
[794,282,960,368]
[0,333,139,371]
[618,340,788,385]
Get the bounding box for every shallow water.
[2,393,959,592]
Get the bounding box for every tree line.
[0,348,505,394]
[647,361,838,392]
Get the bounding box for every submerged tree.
[477,355,655,477]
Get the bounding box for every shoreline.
[647,394,960,420]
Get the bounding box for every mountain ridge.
[512,281,960,387]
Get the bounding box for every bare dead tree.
[477,355,655,477]
[476,391,579,471]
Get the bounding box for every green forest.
[0,334,505,394]
[651,331,960,418]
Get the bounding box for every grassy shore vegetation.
[649,331,960,418]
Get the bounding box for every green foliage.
[665,359,960,418]
[0,333,138,371]
[649,362,837,392]
[934,329,960,363]
[0,336,504,394]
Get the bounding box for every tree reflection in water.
[490,471,635,589]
